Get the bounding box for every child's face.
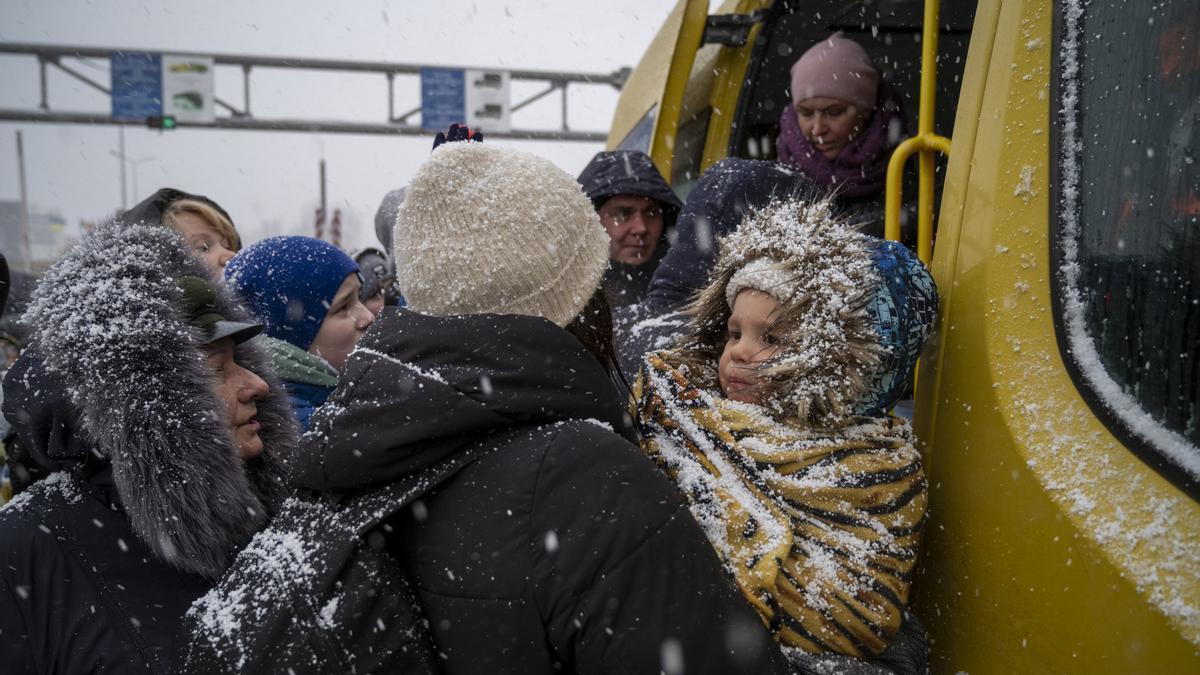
[719,289,784,405]
[309,273,376,372]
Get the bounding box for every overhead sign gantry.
[0,42,630,142]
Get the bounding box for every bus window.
[671,107,711,200]
[1055,0,1200,491]
[617,105,657,154]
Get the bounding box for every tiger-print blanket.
[633,350,927,659]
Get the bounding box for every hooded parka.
[577,151,682,307]
[0,221,295,673]
[184,307,791,674]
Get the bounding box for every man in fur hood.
[0,220,295,672]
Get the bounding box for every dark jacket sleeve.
[0,573,37,674]
[530,421,789,674]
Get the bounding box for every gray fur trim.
[673,197,883,428]
[24,219,296,579]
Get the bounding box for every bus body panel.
[916,0,1200,671]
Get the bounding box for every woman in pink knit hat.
[777,33,908,237]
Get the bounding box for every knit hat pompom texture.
[790,32,880,110]
[225,236,360,350]
[395,143,610,328]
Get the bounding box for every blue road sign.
[420,68,465,131]
[112,52,163,121]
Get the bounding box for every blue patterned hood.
[856,240,939,416]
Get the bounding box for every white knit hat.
[394,143,610,327]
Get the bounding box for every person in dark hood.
[125,187,243,281]
[183,141,790,673]
[0,220,295,673]
[353,246,398,314]
[371,187,407,307]
[614,157,815,376]
[577,150,682,307]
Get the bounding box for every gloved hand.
[432,123,484,151]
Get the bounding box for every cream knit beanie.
[394,143,610,327]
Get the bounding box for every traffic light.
[146,115,177,130]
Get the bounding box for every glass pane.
[617,105,657,154]
[1061,0,1199,463]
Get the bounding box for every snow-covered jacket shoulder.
[16,219,295,578]
[0,471,212,674]
[258,308,790,673]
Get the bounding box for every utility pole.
[117,126,127,209]
[128,155,157,203]
[16,130,33,274]
[318,158,327,241]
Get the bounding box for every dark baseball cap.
[177,275,262,345]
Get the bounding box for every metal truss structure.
[0,42,630,142]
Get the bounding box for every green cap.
[177,275,263,345]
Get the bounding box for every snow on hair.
[674,197,883,427]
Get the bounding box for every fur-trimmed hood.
[13,220,296,578]
[672,197,937,427]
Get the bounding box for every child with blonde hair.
[634,196,937,666]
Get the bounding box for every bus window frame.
[1047,0,1200,500]
[724,0,791,160]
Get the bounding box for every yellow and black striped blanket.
[633,351,927,659]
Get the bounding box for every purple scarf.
[777,82,907,199]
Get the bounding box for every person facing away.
[0,219,295,673]
[632,196,939,671]
[577,149,683,307]
[777,33,909,238]
[371,186,408,307]
[182,140,791,674]
[125,187,244,281]
[224,236,376,432]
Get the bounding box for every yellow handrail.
[884,0,952,265]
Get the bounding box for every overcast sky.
[0,0,679,252]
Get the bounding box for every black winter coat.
[193,308,790,674]
[0,465,210,673]
[0,221,294,673]
[577,151,682,307]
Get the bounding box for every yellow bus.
[608,1,1199,671]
